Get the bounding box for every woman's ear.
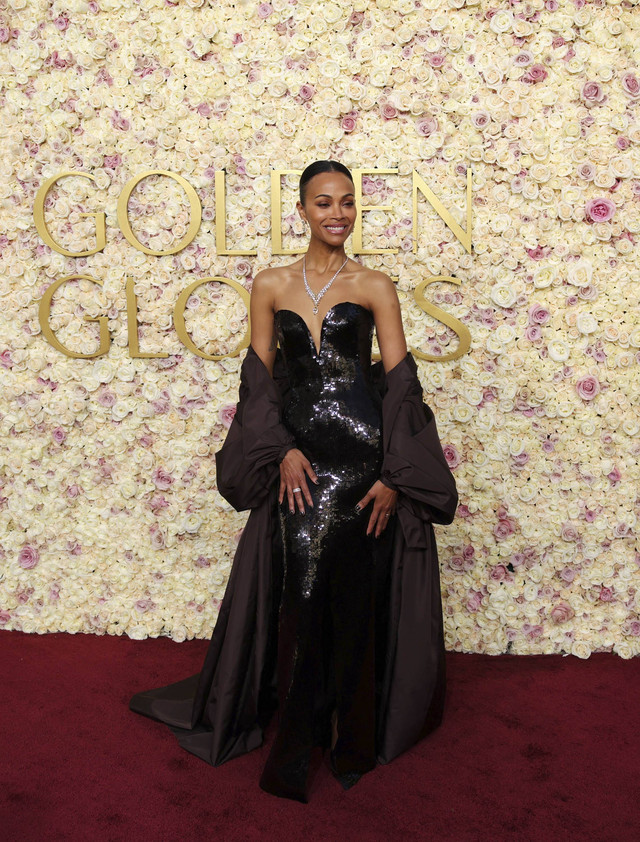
[296,200,307,224]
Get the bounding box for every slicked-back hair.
[299,160,354,206]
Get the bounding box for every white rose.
[490,284,517,308]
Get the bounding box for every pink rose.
[18,545,40,569]
[135,599,155,614]
[299,84,315,101]
[429,54,444,68]
[581,81,605,105]
[442,444,461,469]
[153,468,174,490]
[149,526,166,550]
[560,567,576,583]
[493,518,516,541]
[621,72,640,99]
[524,64,548,83]
[416,116,437,136]
[52,426,67,444]
[381,103,397,120]
[0,350,13,368]
[529,302,551,325]
[550,601,574,624]
[523,623,543,640]
[613,522,630,538]
[561,523,579,542]
[599,587,614,602]
[607,467,621,485]
[575,375,600,401]
[341,115,357,133]
[257,3,273,19]
[585,197,616,223]
[466,590,484,613]
[219,404,237,429]
[514,51,533,66]
[577,162,595,180]
[0,610,11,624]
[525,325,542,342]
[471,111,490,129]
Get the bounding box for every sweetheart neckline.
[275,301,372,356]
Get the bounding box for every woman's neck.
[303,238,348,274]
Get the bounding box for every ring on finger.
[384,512,390,518]
[292,487,301,493]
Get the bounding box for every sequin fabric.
[258,302,387,802]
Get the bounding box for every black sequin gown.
[258,301,393,801]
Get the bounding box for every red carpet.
[2,631,639,842]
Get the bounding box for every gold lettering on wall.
[351,168,399,255]
[38,275,111,358]
[270,170,304,255]
[413,169,472,254]
[116,170,202,256]
[214,171,257,256]
[34,173,106,257]
[412,276,471,362]
[173,276,251,360]
[126,278,169,359]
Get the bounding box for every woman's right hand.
[279,448,318,514]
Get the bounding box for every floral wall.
[1,0,639,657]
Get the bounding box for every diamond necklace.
[302,254,349,315]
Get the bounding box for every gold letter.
[38,275,110,358]
[117,170,201,256]
[351,168,398,255]
[270,169,304,255]
[174,277,250,360]
[412,276,471,362]
[214,171,257,256]
[34,172,106,257]
[126,278,169,358]
[413,168,472,254]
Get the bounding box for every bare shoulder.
[351,264,399,308]
[252,266,283,293]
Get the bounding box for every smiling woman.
[129,160,457,803]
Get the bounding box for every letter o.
[117,170,202,256]
[174,277,251,360]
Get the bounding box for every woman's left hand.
[356,480,397,538]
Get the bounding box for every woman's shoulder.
[350,263,397,305]
[253,261,301,293]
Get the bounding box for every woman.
[130,161,457,803]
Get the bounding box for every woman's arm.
[249,270,278,376]
[249,268,318,513]
[355,272,407,537]
[368,272,407,373]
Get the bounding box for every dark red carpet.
[2,631,639,841]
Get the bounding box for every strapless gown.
[258,302,395,800]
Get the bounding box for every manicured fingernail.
[354,504,361,511]
[290,508,294,514]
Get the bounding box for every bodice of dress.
[274,301,382,467]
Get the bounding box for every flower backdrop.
[0,0,639,656]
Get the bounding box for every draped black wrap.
[129,337,458,801]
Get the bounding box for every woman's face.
[297,172,357,246]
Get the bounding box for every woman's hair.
[299,160,354,205]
